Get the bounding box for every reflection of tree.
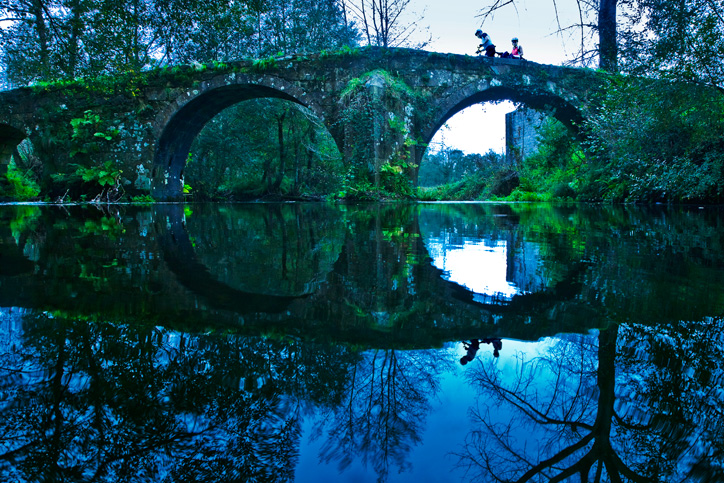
[184,203,345,297]
[0,312,354,482]
[314,349,451,482]
[615,320,724,481]
[458,320,724,482]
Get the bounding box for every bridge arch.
[0,123,26,173]
[421,84,585,151]
[151,75,327,201]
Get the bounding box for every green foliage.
[1,0,359,88]
[380,159,417,199]
[130,194,155,203]
[69,110,119,158]
[337,167,377,201]
[337,45,360,57]
[510,118,584,202]
[49,160,124,202]
[417,173,487,201]
[318,46,360,60]
[581,76,724,203]
[418,149,516,201]
[619,0,724,90]
[2,161,41,201]
[503,187,553,202]
[251,56,277,72]
[76,161,122,187]
[186,98,344,201]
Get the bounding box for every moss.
[341,68,429,102]
[251,56,278,72]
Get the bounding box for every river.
[1,202,723,482]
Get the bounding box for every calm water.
[1,202,723,482]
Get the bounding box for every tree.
[618,0,724,90]
[313,349,450,481]
[261,0,359,55]
[187,98,345,200]
[0,0,58,84]
[581,74,724,203]
[0,0,358,87]
[341,0,429,48]
[0,311,356,482]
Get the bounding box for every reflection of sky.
[294,339,559,482]
[426,237,521,301]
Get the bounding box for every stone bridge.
[0,46,605,200]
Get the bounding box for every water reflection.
[0,202,724,481]
[312,349,453,480]
[427,238,523,302]
[0,309,453,482]
[0,309,355,482]
[422,206,548,304]
[457,321,724,482]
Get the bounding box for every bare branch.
[514,432,595,482]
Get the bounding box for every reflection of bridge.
[0,203,609,348]
[0,47,606,199]
[3,203,722,346]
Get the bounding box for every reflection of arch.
[421,247,590,315]
[411,207,601,339]
[0,123,26,171]
[151,78,324,200]
[421,85,584,152]
[155,204,305,314]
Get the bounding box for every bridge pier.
[151,149,188,202]
[342,70,422,194]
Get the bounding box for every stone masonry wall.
[505,107,546,166]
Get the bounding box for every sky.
[400,0,581,155]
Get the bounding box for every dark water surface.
[1,202,724,482]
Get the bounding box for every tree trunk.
[31,0,50,79]
[272,111,287,193]
[293,123,301,195]
[67,0,84,77]
[598,0,618,71]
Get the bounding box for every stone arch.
[421,84,584,150]
[413,83,585,185]
[151,76,323,201]
[0,123,26,174]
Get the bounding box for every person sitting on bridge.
[510,37,524,59]
[475,30,496,57]
[499,37,524,59]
